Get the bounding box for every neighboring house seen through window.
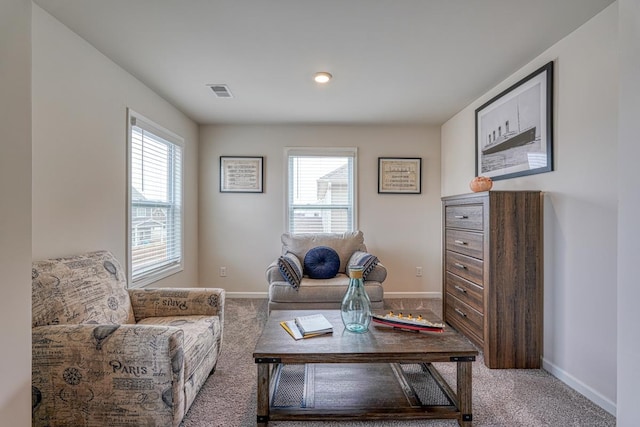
[286,147,357,233]
[128,110,184,287]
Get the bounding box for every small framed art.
[220,156,264,193]
[378,157,422,194]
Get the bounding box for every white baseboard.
[384,292,442,299]
[226,292,268,298]
[542,357,616,416]
[226,291,442,299]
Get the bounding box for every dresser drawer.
[445,229,483,259]
[445,295,484,345]
[445,251,483,285]
[445,204,483,230]
[445,272,483,313]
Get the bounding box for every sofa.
[266,231,387,312]
[31,250,225,427]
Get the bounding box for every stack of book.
[280,313,333,340]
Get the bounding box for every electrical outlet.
[416,267,423,277]
[219,266,227,277]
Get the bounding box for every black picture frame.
[378,157,422,194]
[475,61,554,181]
[220,156,264,193]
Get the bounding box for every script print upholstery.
[31,250,225,427]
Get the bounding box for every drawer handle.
[454,215,468,219]
[455,308,467,318]
[454,262,466,269]
[454,240,467,245]
[454,285,467,293]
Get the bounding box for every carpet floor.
[181,299,615,427]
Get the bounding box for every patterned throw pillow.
[303,246,341,279]
[347,251,379,279]
[278,252,303,289]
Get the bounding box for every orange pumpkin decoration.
[470,176,493,192]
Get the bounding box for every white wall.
[0,1,32,424]
[31,5,200,286]
[17,1,632,423]
[442,4,618,413]
[199,124,442,297]
[617,0,640,424]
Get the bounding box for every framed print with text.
[378,157,422,194]
[220,156,264,193]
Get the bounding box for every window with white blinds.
[286,147,357,233]
[127,110,183,287]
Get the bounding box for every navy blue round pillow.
[303,246,340,279]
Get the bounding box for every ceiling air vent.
[208,84,233,98]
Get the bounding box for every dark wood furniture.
[442,191,543,369]
[253,310,477,426]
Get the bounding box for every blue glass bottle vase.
[341,265,372,333]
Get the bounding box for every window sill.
[129,264,183,289]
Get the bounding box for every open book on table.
[280,313,333,340]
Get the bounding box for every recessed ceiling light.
[314,72,332,83]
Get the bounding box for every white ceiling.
[34,0,614,125]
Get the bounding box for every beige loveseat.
[31,250,225,427]
[266,231,386,312]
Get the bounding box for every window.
[286,147,357,233]
[127,110,183,287]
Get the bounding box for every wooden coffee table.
[253,309,478,426]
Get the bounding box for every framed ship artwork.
[475,61,554,181]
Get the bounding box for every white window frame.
[284,147,358,233]
[127,109,184,288]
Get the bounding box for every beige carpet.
[181,298,615,427]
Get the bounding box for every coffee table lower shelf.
[265,362,467,424]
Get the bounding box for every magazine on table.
[280,313,333,340]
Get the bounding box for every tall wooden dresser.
[441,191,542,368]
